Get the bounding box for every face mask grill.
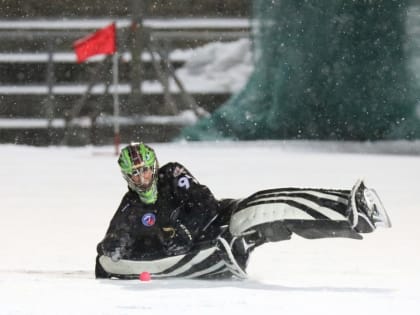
[123,162,157,192]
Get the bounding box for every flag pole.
[112,52,120,155]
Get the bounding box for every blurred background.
[0,0,419,146]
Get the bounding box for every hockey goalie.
[95,142,391,280]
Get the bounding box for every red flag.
[73,23,116,63]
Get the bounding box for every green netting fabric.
[181,0,419,141]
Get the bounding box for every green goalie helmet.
[118,142,159,204]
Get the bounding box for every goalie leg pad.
[96,240,248,280]
[230,201,362,242]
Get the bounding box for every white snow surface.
[1,141,420,314]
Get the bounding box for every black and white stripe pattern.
[98,188,353,279]
[230,188,350,236]
[98,237,247,279]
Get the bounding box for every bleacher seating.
[0,18,250,145]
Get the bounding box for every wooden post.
[112,53,120,155]
[129,0,148,114]
[45,39,55,142]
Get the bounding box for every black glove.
[109,248,122,262]
[162,222,193,256]
[101,233,132,261]
[101,242,123,262]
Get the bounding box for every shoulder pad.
[160,162,199,187]
[160,162,192,178]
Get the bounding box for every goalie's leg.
[228,181,391,248]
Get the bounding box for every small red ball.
[139,271,151,282]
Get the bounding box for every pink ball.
[139,271,151,282]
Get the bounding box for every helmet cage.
[122,160,158,192]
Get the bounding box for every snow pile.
[175,38,254,93]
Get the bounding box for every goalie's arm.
[164,162,220,241]
[97,193,135,260]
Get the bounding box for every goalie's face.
[130,166,154,190]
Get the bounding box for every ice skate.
[349,179,392,232]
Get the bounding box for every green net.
[182,0,420,141]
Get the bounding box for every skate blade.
[350,178,363,229]
[364,189,392,228]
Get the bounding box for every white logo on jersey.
[178,176,190,190]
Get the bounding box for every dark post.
[45,38,56,143]
[129,0,149,114]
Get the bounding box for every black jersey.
[97,162,220,260]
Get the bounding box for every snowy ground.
[1,141,420,314]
